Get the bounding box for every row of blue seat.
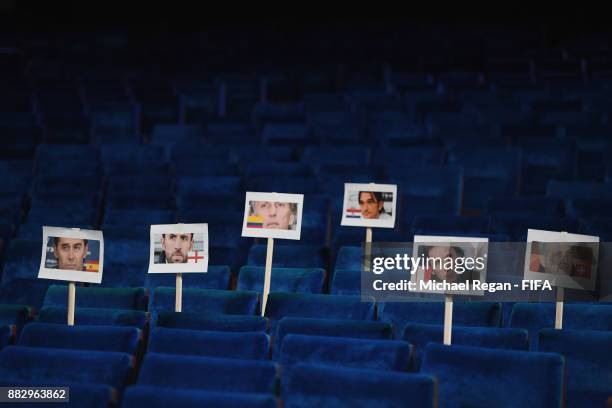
[2,322,610,407]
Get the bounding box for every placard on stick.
[411,235,490,345]
[241,192,304,316]
[148,223,209,313]
[38,226,105,325]
[524,229,599,329]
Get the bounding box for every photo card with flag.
[524,229,599,291]
[148,223,209,273]
[241,192,304,240]
[38,226,105,284]
[341,183,397,228]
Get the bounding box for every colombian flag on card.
[85,261,99,273]
[247,216,264,228]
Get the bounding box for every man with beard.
[158,233,194,263]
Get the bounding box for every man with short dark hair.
[53,237,89,270]
[159,233,194,263]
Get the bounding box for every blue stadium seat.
[37,307,148,329]
[275,317,393,354]
[18,322,141,354]
[265,292,376,333]
[0,304,31,335]
[446,147,521,212]
[146,265,231,291]
[402,323,528,370]
[237,266,325,294]
[421,343,564,408]
[103,209,176,226]
[247,244,327,269]
[392,165,463,229]
[0,345,133,394]
[152,311,267,332]
[538,328,612,408]
[176,176,242,195]
[379,301,502,337]
[486,196,563,217]
[137,353,276,394]
[261,123,308,145]
[280,334,412,371]
[566,198,612,218]
[412,215,491,236]
[282,363,436,408]
[489,215,579,241]
[149,288,259,315]
[43,286,147,311]
[123,386,277,408]
[148,327,269,360]
[508,303,612,349]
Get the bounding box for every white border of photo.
[524,228,599,291]
[148,223,209,274]
[38,226,105,284]
[241,192,304,240]
[340,183,397,229]
[411,235,489,296]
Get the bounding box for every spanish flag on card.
[247,216,264,228]
[85,261,99,273]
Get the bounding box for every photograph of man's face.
[53,237,89,271]
[161,233,194,263]
[358,191,384,219]
[248,201,296,230]
[529,241,594,278]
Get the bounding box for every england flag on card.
[187,250,205,264]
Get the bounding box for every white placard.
[524,229,599,291]
[148,223,209,273]
[341,183,397,228]
[411,235,489,296]
[241,192,303,240]
[38,226,104,284]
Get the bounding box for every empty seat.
[146,265,231,291]
[37,307,148,330]
[282,363,436,408]
[138,353,276,394]
[508,303,612,349]
[0,345,133,393]
[43,286,147,311]
[421,343,564,408]
[412,215,491,236]
[153,311,267,332]
[379,302,502,337]
[237,266,325,294]
[275,317,393,355]
[247,244,327,269]
[266,293,375,333]
[148,327,269,360]
[149,288,259,315]
[280,334,411,371]
[538,328,612,407]
[402,323,528,369]
[123,386,277,408]
[18,322,141,354]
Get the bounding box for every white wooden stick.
[443,294,453,345]
[261,237,274,317]
[175,273,183,313]
[365,227,373,244]
[67,282,76,326]
[554,231,568,329]
[555,287,564,329]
